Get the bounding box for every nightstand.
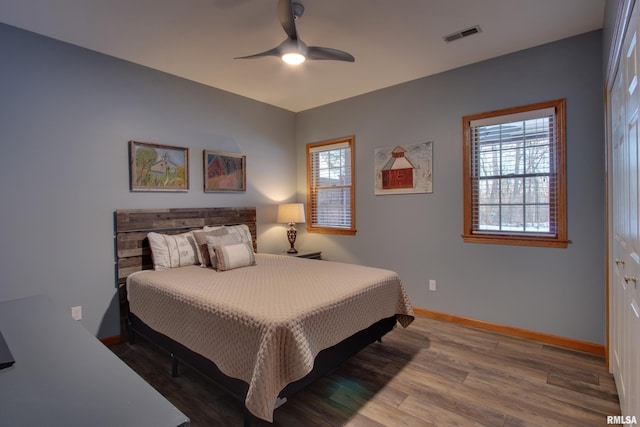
[284,250,322,260]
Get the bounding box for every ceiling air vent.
[443,25,482,43]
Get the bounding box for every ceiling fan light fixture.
[282,52,306,65]
[234,0,354,64]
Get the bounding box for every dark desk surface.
[0,295,189,427]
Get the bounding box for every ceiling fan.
[235,0,355,65]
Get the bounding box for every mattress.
[127,253,414,421]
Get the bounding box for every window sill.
[461,233,570,248]
[307,227,356,236]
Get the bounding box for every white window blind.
[307,137,354,232]
[470,107,558,236]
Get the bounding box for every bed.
[115,207,414,425]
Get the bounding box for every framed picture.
[203,150,246,192]
[129,141,189,192]
[374,141,433,195]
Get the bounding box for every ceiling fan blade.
[307,46,355,62]
[235,38,307,60]
[278,0,298,40]
[234,46,281,60]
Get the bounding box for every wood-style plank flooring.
[109,316,620,426]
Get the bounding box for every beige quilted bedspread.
[127,253,414,422]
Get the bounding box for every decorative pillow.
[205,234,243,269]
[224,224,254,249]
[213,242,256,271]
[191,226,226,267]
[147,231,198,270]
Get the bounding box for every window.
[462,99,568,248]
[306,136,356,235]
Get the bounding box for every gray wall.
[0,22,606,345]
[295,30,606,344]
[0,23,296,338]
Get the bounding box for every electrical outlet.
[429,280,436,291]
[71,306,82,321]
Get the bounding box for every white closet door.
[611,1,640,418]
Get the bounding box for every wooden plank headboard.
[114,207,257,287]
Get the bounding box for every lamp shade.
[277,203,306,224]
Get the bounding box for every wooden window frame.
[462,99,569,248]
[306,136,356,235]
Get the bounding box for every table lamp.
[277,203,306,253]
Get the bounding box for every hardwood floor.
[109,316,620,426]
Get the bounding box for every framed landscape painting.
[203,150,246,192]
[129,141,189,192]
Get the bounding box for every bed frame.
[114,207,397,426]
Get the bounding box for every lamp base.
[287,222,298,254]
[287,223,298,254]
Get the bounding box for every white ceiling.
[0,0,606,112]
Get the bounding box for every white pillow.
[224,224,253,248]
[213,242,256,271]
[205,234,242,269]
[147,231,199,270]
